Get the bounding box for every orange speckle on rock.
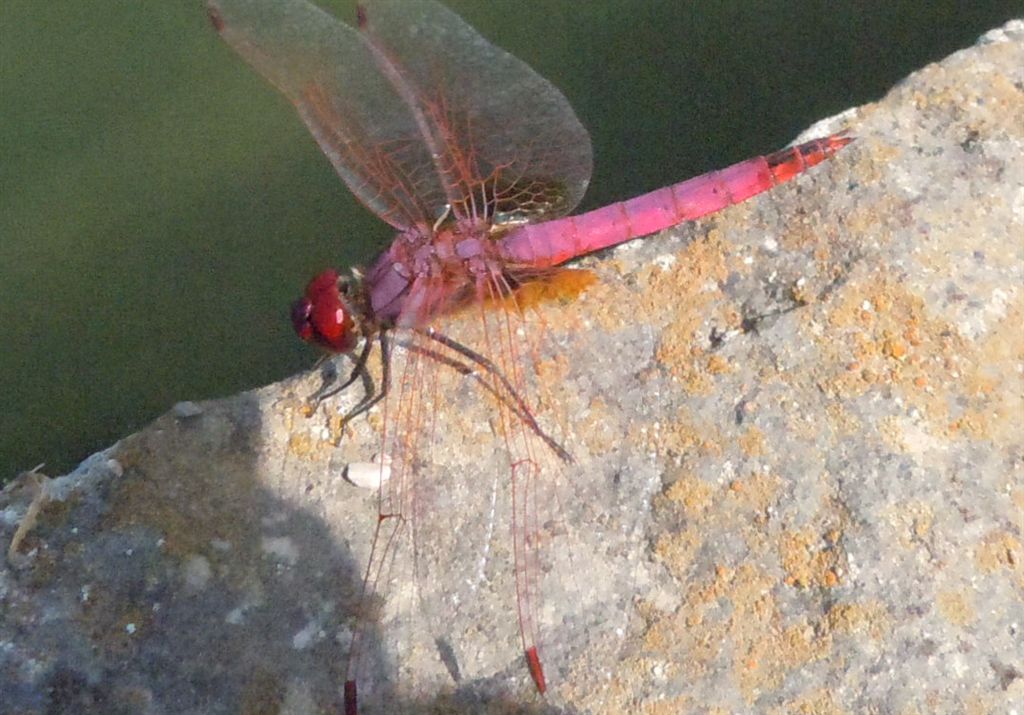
[664,474,714,516]
[287,432,314,457]
[780,528,845,590]
[706,354,731,374]
[883,338,907,360]
[738,427,766,457]
[975,531,1021,574]
[936,590,976,627]
[904,323,923,345]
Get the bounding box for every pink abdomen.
[499,132,851,268]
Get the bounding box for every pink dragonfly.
[207,0,850,711]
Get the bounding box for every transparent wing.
[337,275,651,709]
[208,0,593,232]
[358,0,593,225]
[361,325,566,700]
[209,0,441,229]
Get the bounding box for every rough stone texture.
[3,20,1022,715]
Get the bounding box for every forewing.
[208,0,446,229]
[357,0,593,224]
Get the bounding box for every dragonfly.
[207,0,851,711]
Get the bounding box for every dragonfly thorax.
[363,222,513,328]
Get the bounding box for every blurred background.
[2,0,1020,482]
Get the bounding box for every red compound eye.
[291,269,357,353]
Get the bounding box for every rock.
[2,20,1022,715]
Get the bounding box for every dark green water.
[2,1,1020,482]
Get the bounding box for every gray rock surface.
[3,20,1022,715]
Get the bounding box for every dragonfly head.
[291,269,359,353]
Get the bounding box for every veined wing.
[207,0,593,232]
[345,310,570,706]
[209,0,442,229]
[356,0,593,225]
[340,291,651,709]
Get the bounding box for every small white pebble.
[172,401,203,419]
[183,554,212,590]
[654,253,677,270]
[210,539,232,552]
[261,536,299,565]
[345,456,391,490]
[292,621,319,650]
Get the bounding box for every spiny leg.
[416,327,573,464]
[339,332,393,426]
[302,333,394,431]
[311,334,376,403]
[397,338,565,460]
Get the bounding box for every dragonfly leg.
[311,335,375,403]
[416,328,573,464]
[398,342,549,450]
[304,333,392,430]
[399,339,521,417]
[333,332,392,426]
